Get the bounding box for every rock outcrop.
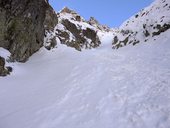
[44,7,102,51]
[88,17,110,32]
[0,56,12,76]
[0,0,49,62]
[0,56,6,76]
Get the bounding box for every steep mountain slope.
[112,0,170,49]
[0,27,170,128]
[0,0,170,128]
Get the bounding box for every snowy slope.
[121,0,170,30]
[113,0,170,49]
[1,28,170,128]
[1,0,170,128]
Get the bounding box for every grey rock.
[60,19,101,51]
[44,3,58,50]
[88,17,110,32]
[0,56,9,76]
[44,4,58,32]
[0,0,48,62]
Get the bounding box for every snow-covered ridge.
[112,0,170,49]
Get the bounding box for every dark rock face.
[44,4,58,32]
[152,23,170,36]
[44,4,58,50]
[60,19,101,51]
[0,56,10,76]
[0,0,48,62]
[0,56,5,69]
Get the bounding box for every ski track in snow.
[0,31,170,128]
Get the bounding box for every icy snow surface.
[1,30,170,128]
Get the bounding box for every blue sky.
[49,0,154,27]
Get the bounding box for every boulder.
[0,56,10,76]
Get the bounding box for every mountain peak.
[60,7,77,14]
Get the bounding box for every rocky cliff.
[0,0,48,62]
[0,0,56,76]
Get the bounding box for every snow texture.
[1,0,170,128]
[112,0,170,48]
[1,28,170,128]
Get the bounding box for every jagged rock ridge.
[44,7,105,51]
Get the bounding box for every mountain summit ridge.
[45,0,170,51]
